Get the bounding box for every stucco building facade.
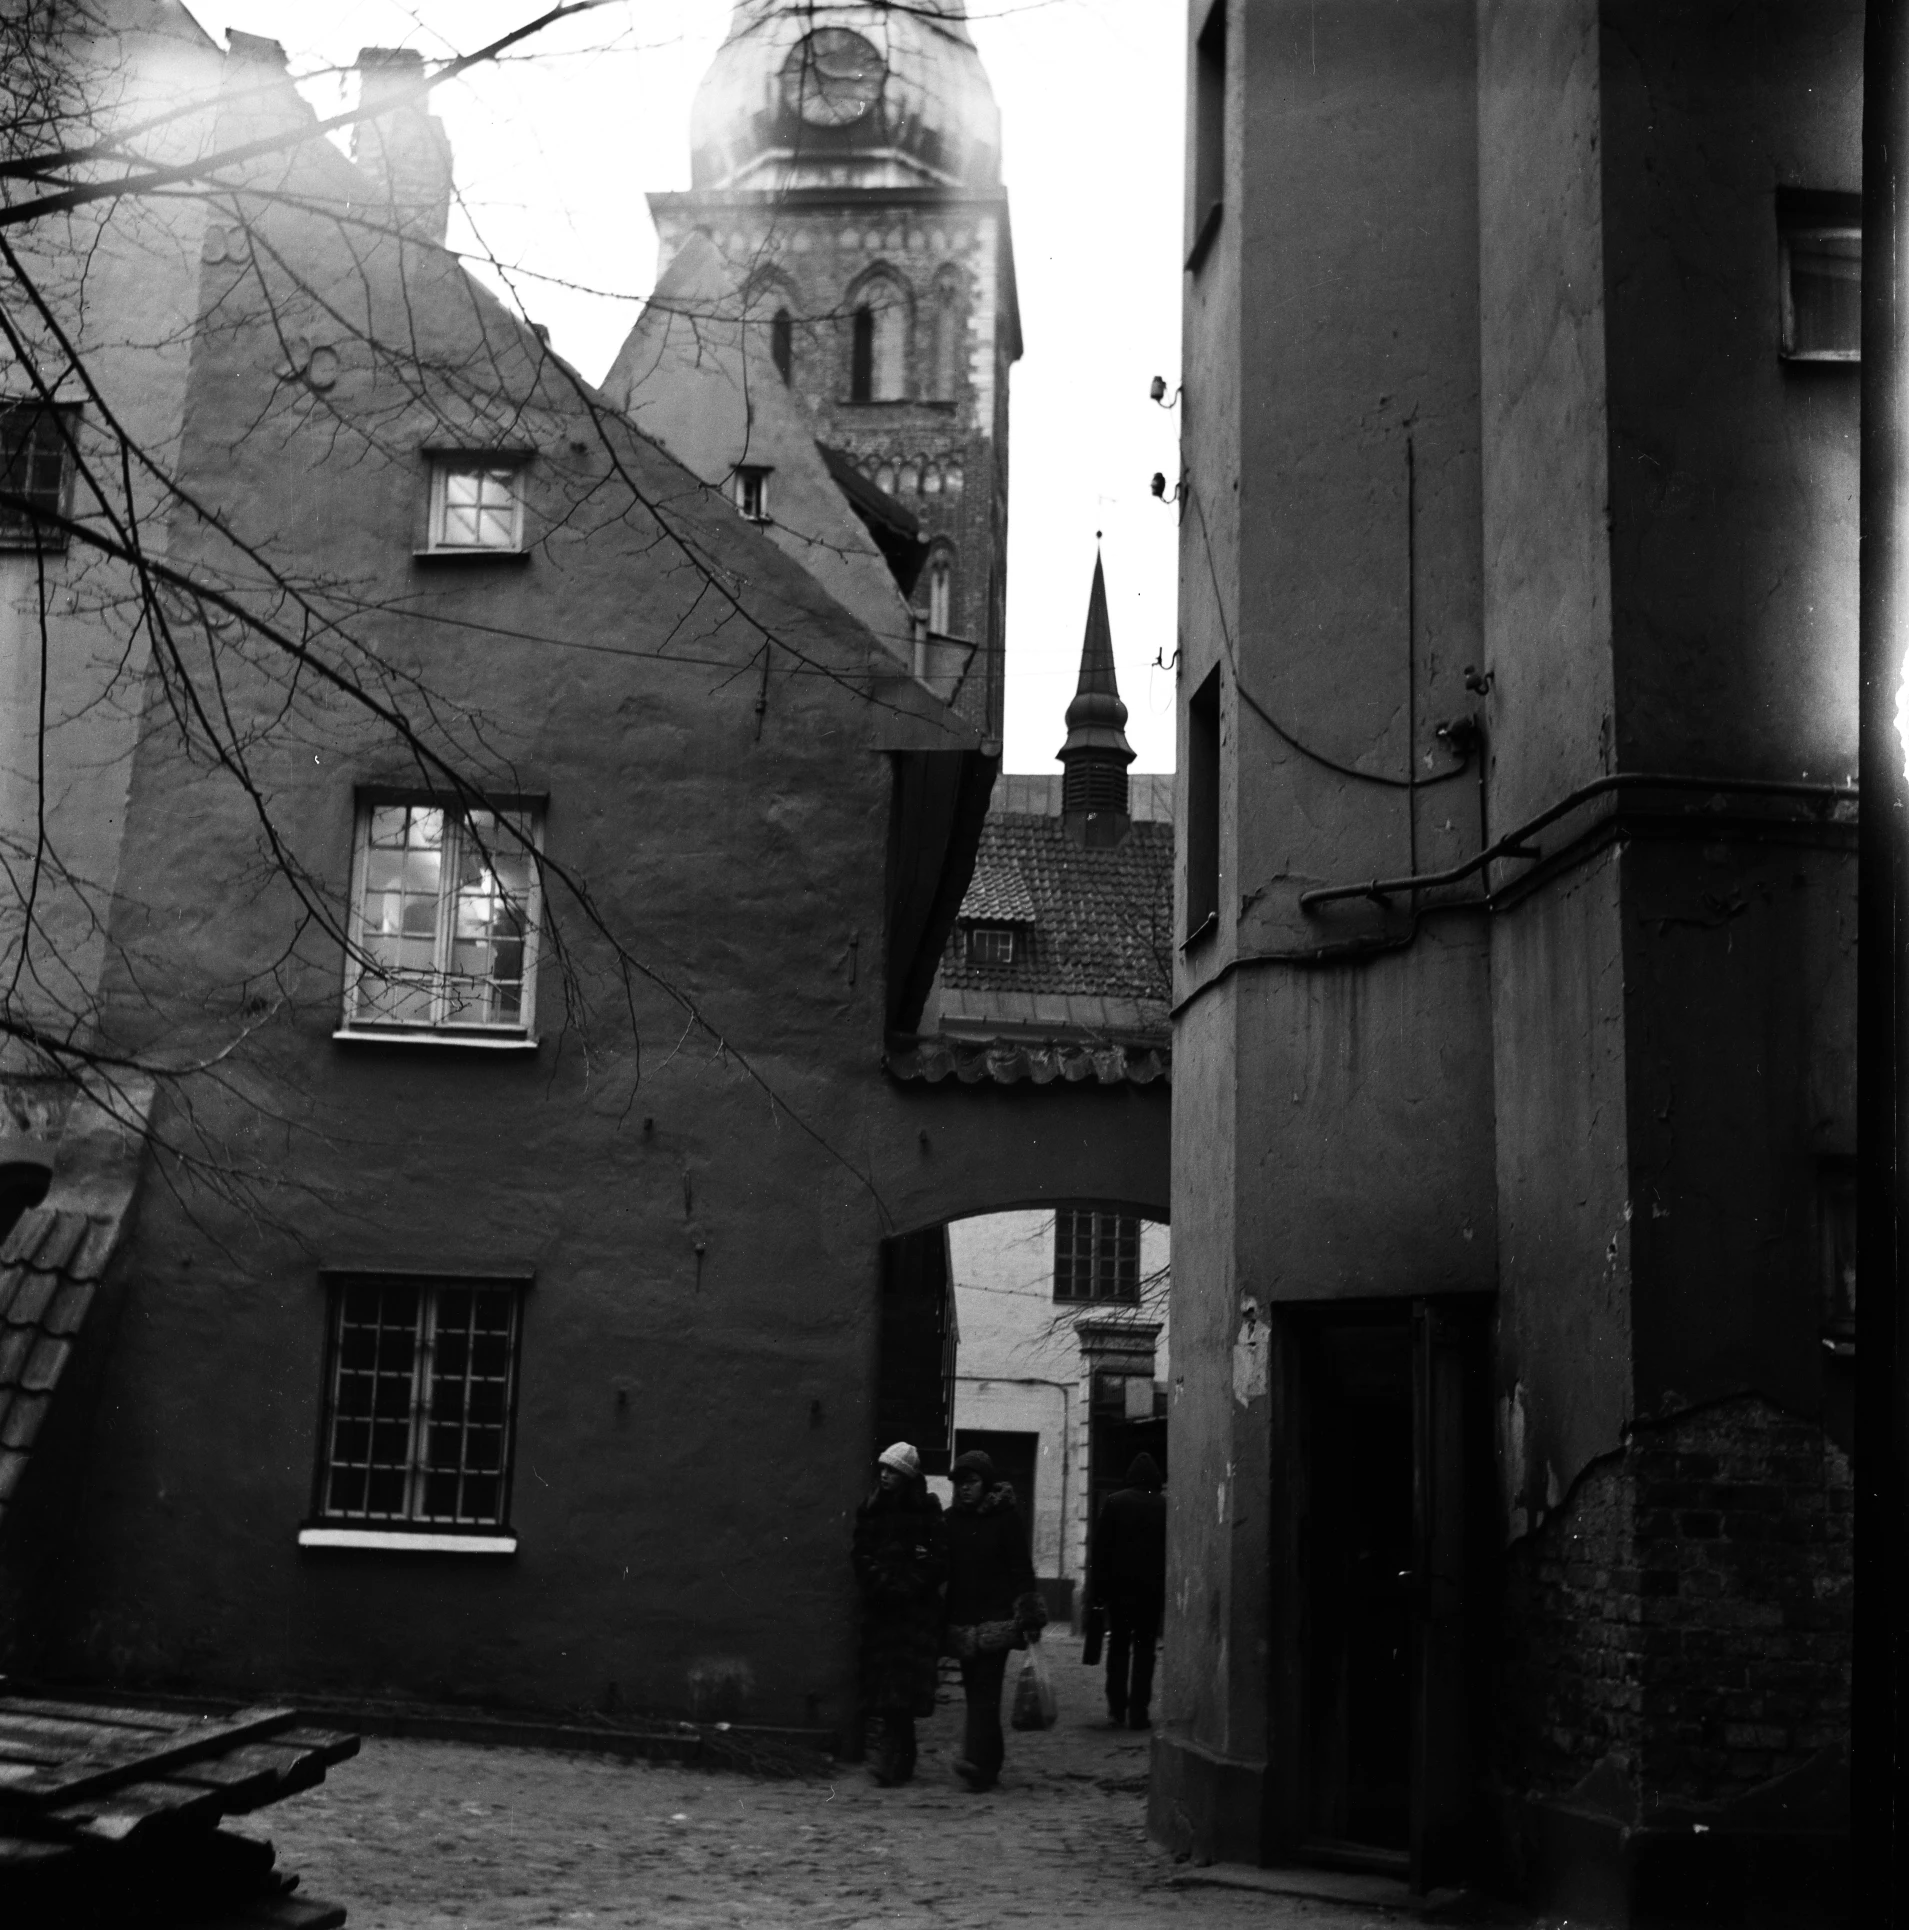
[1153,4,1858,1922]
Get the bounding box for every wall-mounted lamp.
[1150,470,1182,504]
[1149,375,1182,409]
[1463,664,1495,696]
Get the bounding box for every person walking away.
[941,1448,1046,1791]
[852,1442,947,1785]
[1093,1452,1166,1730]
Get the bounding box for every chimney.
[350,48,453,245]
[1057,549,1136,848]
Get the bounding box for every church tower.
[650,1,1021,735]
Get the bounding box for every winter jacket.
[1094,1483,1167,1608]
[943,1480,1042,1652]
[852,1483,947,1715]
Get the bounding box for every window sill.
[332,1027,539,1052]
[299,1526,517,1555]
[412,547,531,563]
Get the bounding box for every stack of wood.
[0,1691,357,1927]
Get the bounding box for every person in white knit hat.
[851,1442,947,1785]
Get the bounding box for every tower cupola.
[689,1,1002,192]
[1058,552,1136,846]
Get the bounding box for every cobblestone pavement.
[254,1650,1510,1930]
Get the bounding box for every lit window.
[928,550,953,634]
[428,459,525,552]
[0,402,75,550]
[313,1275,522,1531]
[344,800,542,1034]
[966,923,1016,965]
[735,465,771,522]
[1778,191,1861,363]
[1054,1211,1141,1304]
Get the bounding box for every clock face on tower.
[780,29,885,128]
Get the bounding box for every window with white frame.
[1054,1209,1141,1304]
[964,922,1016,965]
[734,465,771,522]
[312,1274,522,1531]
[344,800,542,1034]
[427,457,526,552]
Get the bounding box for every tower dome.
[689,0,1002,192]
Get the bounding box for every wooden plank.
[273,1728,360,1765]
[50,1777,224,1842]
[0,1692,193,1731]
[0,1832,73,1867]
[196,1896,348,1930]
[0,1705,301,1806]
[0,1707,176,1754]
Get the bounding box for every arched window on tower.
[931,270,964,401]
[927,546,955,635]
[849,275,908,402]
[772,307,793,383]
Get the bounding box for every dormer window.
[735,465,771,523]
[426,454,528,554]
[965,924,1017,966]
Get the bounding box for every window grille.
[315,1276,522,1529]
[428,460,525,551]
[0,403,75,549]
[1054,1210,1142,1304]
[345,801,542,1033]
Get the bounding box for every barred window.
[313,1276,522,1531]
[343,800,542,1035]
[1054,1209,1141,1303]
[0,403,75,549]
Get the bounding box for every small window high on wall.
[1054,1210,1141,1304]
[1188,0,1226,271]
[1185,666,1221,942]
[850,285,906,402]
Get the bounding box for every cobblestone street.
[253,1652,1494,1930]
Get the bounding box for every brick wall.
[1498,1396,1851,1812]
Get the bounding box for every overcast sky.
[182,0,1185,774]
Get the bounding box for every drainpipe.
[1857,1,1909,1917]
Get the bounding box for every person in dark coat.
[1093,1452,1166,1729]
[852,1441,947,1786]
[941,1447,1046,1792]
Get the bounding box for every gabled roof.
[603,234,919,660]
[905,774,1176,1081]
[0,1084,151,1533]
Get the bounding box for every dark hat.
[950,1449,995,1484]
[1126,1453,1163,1491]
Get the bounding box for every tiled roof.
[959,857,1038,925]
[886,1037,1170,1087]
[939,812,1174,1016]
[0,1084,150,1533]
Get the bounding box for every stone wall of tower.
[651,192,1012,736]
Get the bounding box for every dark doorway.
[1087,1370,1167,1591]
[955,1428,1038,1522]
[1304,1317,1414,1856]
[1292,1299,1490,1892]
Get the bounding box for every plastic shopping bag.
[1010,1633,1058,1731]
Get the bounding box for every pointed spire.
[1058,546,1135,840]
